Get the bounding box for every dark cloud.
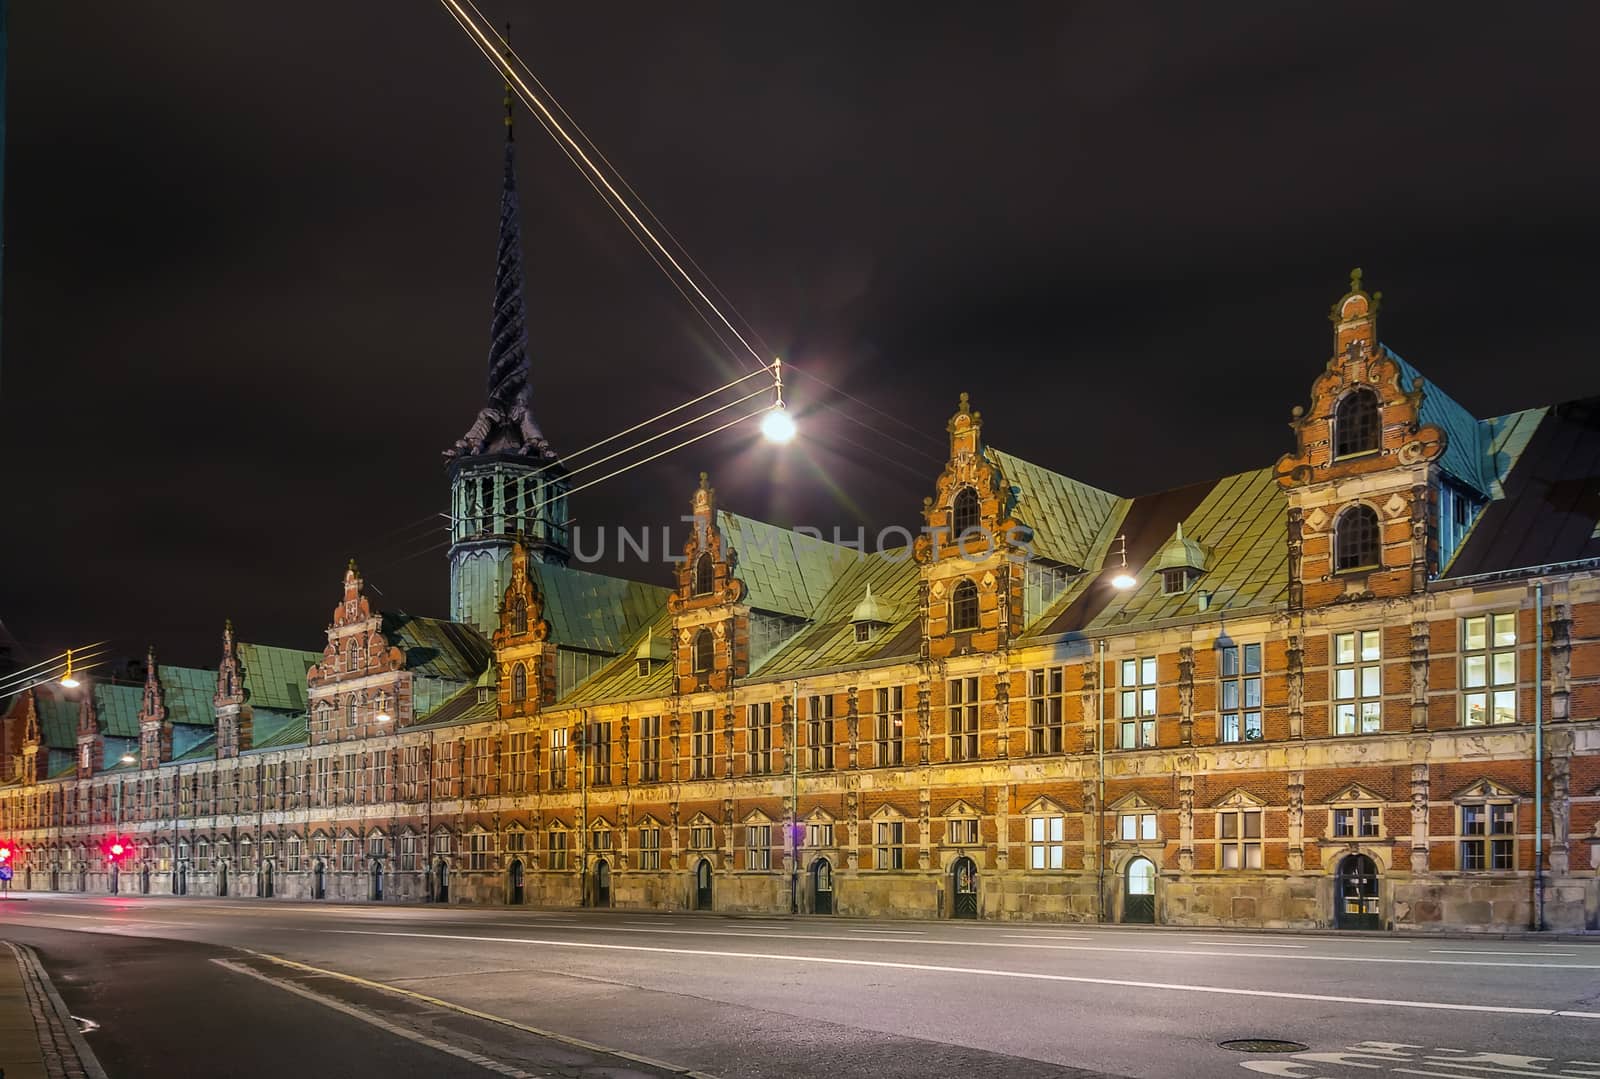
[3,2,1598,667]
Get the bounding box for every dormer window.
[637,658,652,677]
[1160,568,1198,595]
[692,553,715,596]
[1334,504,1380,572]
[1154,524,1208,596]
[854,623,873,643]
[1334,389,1381,458]
[849,583,892,644]
[951,486,981,538]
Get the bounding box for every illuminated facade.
[3,123,1596,933]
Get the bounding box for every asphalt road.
[3,896,1598,1079]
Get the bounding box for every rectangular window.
[589,723,612,787]
[340,836,357,872]
[1028,667,1065,755]
[1219,643,1263,743]
[947,676,979,761]
[399,834,417,871]
[547,829,569,870]
[638,716,662,782]
[806,822,833,847]
[506,732,527,793]
[1333,806,1382,839]
[946,818,979,846]
[1460,803,1515,871]
[875,820,905,869]
[874,686,905,766]
[343,752,358,802]
[1333,630,1382,735]
[690,824,714,850]
[692,710,716,780]
[590,827,613,852]
[1119,656,1158,749]
[1462,614,1516,726]
[746,825,772,870]
[468,831,490,871]
[549,727,569,789]
[1028,816,1065,869]
[372,751,388,798]
[807,695,835,771]
[747,702,773,775]
[1219,809,1262,869]
[1119,812,1156,841]
[638,826,661,870]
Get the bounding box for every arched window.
[692,553,715,596]
[1334,505,1380,571]
[950,578,980,632]
[511,662,528,703]
[347,639,360,672]
[510,595,528,635]
[346,695,359,727]
[692,629,714,673]
[951,487,981,538]
[1334,389,1381,458]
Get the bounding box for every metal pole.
[1096,638,1106,923]
[790,681,799,915]
[580,711,588,907]
[1534,580,1544,932]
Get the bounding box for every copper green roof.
[35,692,77,750]
[562,607,675,706]
[719,511,851,619]
[1387,350,1492,495]
[157,665,218,728]
[1482,406,1548,496]
[250,714,308,751]
[175,733,218,761]
[527,562,668,654]
[381,613,492,681]
[748,551,920,679]
[237,643,318,711]
[94,684,142,739]
[987,449,1123,570]
[412,682,498,729]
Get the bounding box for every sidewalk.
[0,940,107,1079]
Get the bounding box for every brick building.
[2,112,1596,929]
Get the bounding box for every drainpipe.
[580,710,589,908]
[790,681,800,915]
[1096,638,1106,923]
[1534,580,1544,932]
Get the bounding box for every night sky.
[3,3,1598,671]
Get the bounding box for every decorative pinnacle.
[958,391,970,414]
[699,471,710,491]
[1349,267,1363,294]
[502,23,514,142]
[347,557,360,574]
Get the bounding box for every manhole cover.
[1219,1039,1308,1054]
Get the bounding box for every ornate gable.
[669,473,748,693]
[1020,794,1068,817]
[138,648,171,769]
[74,689,101,780]
[307,560,405,689]
[940,798,982,818]
[214,621,252,759]
[916,393,1027,660]
[495,540,556,717]
[1107,791,1161,813]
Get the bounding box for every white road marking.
[328,930,1600,1020]
[846,928,923,934]
[212,958,540,1077]
[1187,940,1308,949]
[1001,933,1095,940]
[1431,950,1575,957]
[482,921,1600,970]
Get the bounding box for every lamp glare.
[761,406,796,444]
[1110,572,1138,591]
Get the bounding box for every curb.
[5,941,110,1079]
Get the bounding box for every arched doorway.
[951,856,978,919]
[262,862,274,898]
[694,858,713,910]
[312,860,326,900]
[1123,857,1156,924]
[217,863,228,897]
[811,858,833,915]
[1335,853,1381,930]
[508,859,525,905]
[433,860,449,903]
[593,859,611,908]
[370,861,384,902]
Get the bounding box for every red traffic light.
[101,836,133,864]
[0,844,12,864]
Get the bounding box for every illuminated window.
[1333,630,1382,735]
[1461,614,1516,726]
[1218,643,1262,743]
[874,686,905,766]
[746,702,773,775]
[510,596,528,635]
[692,553,714,596]
[745,824,772,871]
[1028,815,1064,870]
[1119,812,1157,842]
[692,630,713,674]
[1459,802,1515,871]
[951,487,981,537]
[1028,667,1065,754]
[510,662,527,704]
[1219,809,1262,870]
[1119,657,1157,749]
[947,676,979,761]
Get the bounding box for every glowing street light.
[119,754,136,766]
[1109,534,1138,591]
[60,648,80,689]
[760,358,797,444]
